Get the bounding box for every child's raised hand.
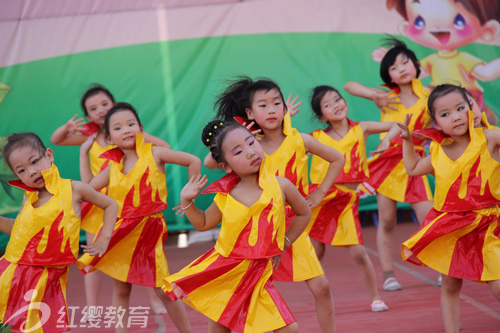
[241,120,262,139]
[372,91,401,112]
[398,114,413,140]
[371,47,388,63]
[80,133,97,154]
[81,236,110,257]
[174,175,208,216]
[286,93,303,117]
[65,114,87,135]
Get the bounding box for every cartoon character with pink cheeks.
[373,0,500,124]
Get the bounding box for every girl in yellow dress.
[50,84,170,317]
[211,77,345,333]
[399,84,500,333]
[308,85,402,312]
[344,38,434,291]
[164,120,311,333]
[77,103,199,333]
[0,132,117,332]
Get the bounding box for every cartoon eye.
[414,16,425,30]
[454,14,465,30]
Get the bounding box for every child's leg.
[208,320,231,333]
[112,279,132,333]
[311,238,326,261]
[440,275,462,333]
[488,280,500,301]
[409,200,433,225]
[305,275,335,333]
[274,322,299,333]
[154,287,192,333]
[348,245,380,302]
[146,287,167,314]
[83,231,102,321]
[375,193,400,289]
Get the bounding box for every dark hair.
[387,0,500,24]
[310,85,343,120]
[80,84,115,117]
[104,102,142,136]
[215,76,287,121]
[380,36,421,88]
[2,132,47,171]
[427,84,471,120]
[201,119,248,164]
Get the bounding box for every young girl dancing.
[344,38,433,291]
[50,84,169,317]
[77,102,198,333]
[211,77,345,332]
[164,120,311,333]
[400,84,500,333]
[308,85,402,312]
[0,133,117,332]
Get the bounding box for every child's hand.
[398,114,413,140]
[272,252,284,269]
[65,114,87,135]
[180,174,208,202]
[286,93,303,117]
[370,138,391,156]
[371,47,388,63]
[80,133,97,154]
[372,91,401,112]
[306,189,325,208]
[240,120,262,139]
[81,236,110,257]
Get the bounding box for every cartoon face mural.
[385,0,500,124]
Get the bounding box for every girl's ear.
[106,135,113,145]
[219,162,232,174]
[140,124,144,132]
[45,148,54,163]
[245,108,254,120]
[433,120,442,131]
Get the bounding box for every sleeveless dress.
[78,133,169,287]
[80,122,117,234]
[361,79,433,203]
[402,112,500,281]
[266,113,324,282]
[0,164,80,332]
[308,119,368,246]
[163,164,295,333]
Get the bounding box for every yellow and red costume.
[308,119,367,246]
[80,122,117,234]
[78,133,169,287]
[402,112,500,281]
[163,164,295,333]
[0,164,80,332]
[362,79,433,203]
[266,113,324,282]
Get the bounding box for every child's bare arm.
[0,216,15,235]
[154,147,201,178]
[344,81,401,112]
[399,115,433,176]
[51,114,88,146]
[143,132,171,149]
[278,177,310,244]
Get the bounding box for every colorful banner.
[1,0,499,249]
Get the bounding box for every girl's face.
[245,89,285,131]
[220,127,265,176]
[388,53,417,86]
[319,90,348,123]
[9,146,53,189]
[85,92,114,126]
[107,110,143,149]
[432,91,469,136]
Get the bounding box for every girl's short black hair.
[310,85,343,120]
[80,84,115,117]
[380,36,421,88]
[104,102,142,136]
[2,132,47,171]
[201,119,249,164]
[427,84,471,121]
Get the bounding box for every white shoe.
[383,277,402,291]
[371,299,389,312]
[437,273,442,287]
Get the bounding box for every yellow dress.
[308,119,367,246]
[402,112,500,281]
[266,113,324,282]
[361,79,433,203]
[0,163,80,333]
[163,164,295,333]
[80,139,118,234]
[77,133,169,287]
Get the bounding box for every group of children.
[0,36,499,333]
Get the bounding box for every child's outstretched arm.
[484,128,500,159]
[153,146,201,177]
[399,114,433,176]
[344,81,401,112]
[143,132,171,149]
[72,181,118,257]
[301,133,345,208]
[359,121,400,155]
[0,216,15,235]
[79,134,97,183]
[50,114,89,146]
[180,174,223,231]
